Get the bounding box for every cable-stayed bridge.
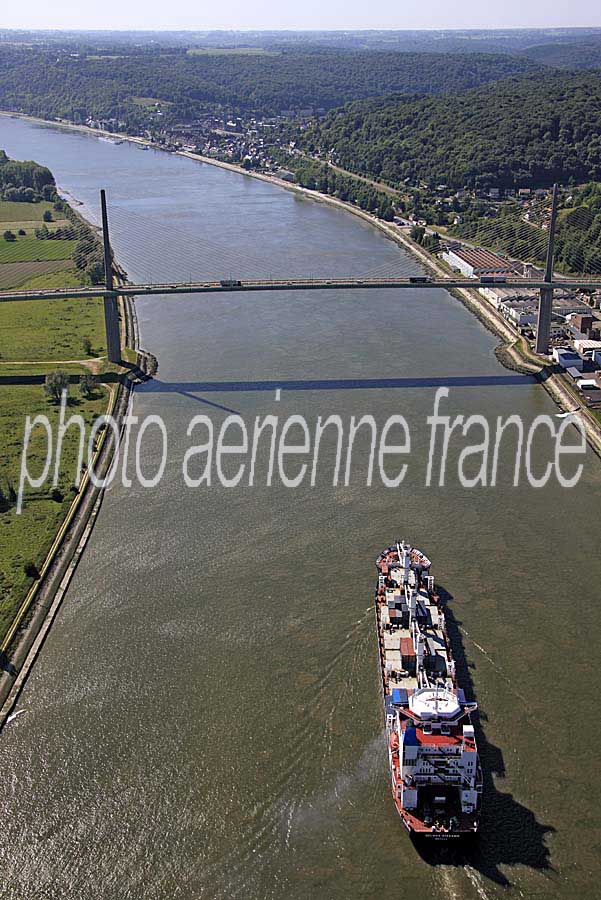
[2,275,600,304]
[2,188,600,363]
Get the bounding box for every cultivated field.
[0,258,71,290]
[3,218,70,234]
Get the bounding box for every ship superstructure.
[375,541,482,838]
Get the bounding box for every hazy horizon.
[1,2,600,34]
[3,25,601,33]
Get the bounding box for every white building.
[501,301,539,327]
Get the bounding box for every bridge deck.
[1,277,600,303]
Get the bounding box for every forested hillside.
[303,72,601,189]
[520,40,601,69]
[0,47,539,122]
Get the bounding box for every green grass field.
[186,47,280,56]
[0,295,106,360]
[131,96,173,107]
[8,265,85,292]
[0,198,68,228]
[0,362,93,376]
[0,235,77,264]
[0,199,56,222]
[0,383,109,642]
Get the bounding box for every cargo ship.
[375,542,482,838]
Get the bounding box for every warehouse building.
[442,246,519,278]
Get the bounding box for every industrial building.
[553,348,584,370]
[478,285,593,331]
[570,314,595,337]
[441,246,519,278]
[478,285,538,309]
[499,299,539,327]
[573,339,601,357]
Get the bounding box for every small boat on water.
[375,541,482,839]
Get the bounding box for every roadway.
[1,277,601,303]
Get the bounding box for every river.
[0,115,600,900]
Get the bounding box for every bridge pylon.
[100,189,121,364]
[535,183,559,356]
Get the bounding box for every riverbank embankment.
[0,262,145,727]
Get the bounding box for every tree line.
[0,149,55,201]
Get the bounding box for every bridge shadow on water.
[413,584,555,886]
[136,373,535,415]
[138,373,534,394]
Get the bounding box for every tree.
[17,228,26,236]
[44,370,70,403]
[3,186,36,202]
[5,479,16,506]
[85,260,105,284]
[423,232,441,251]
[3,230,15,242]
[42,210,53,222]
[23,561,39,579]
[79,373,96,397]
[0,480,16,513]
[82,337,93,356]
